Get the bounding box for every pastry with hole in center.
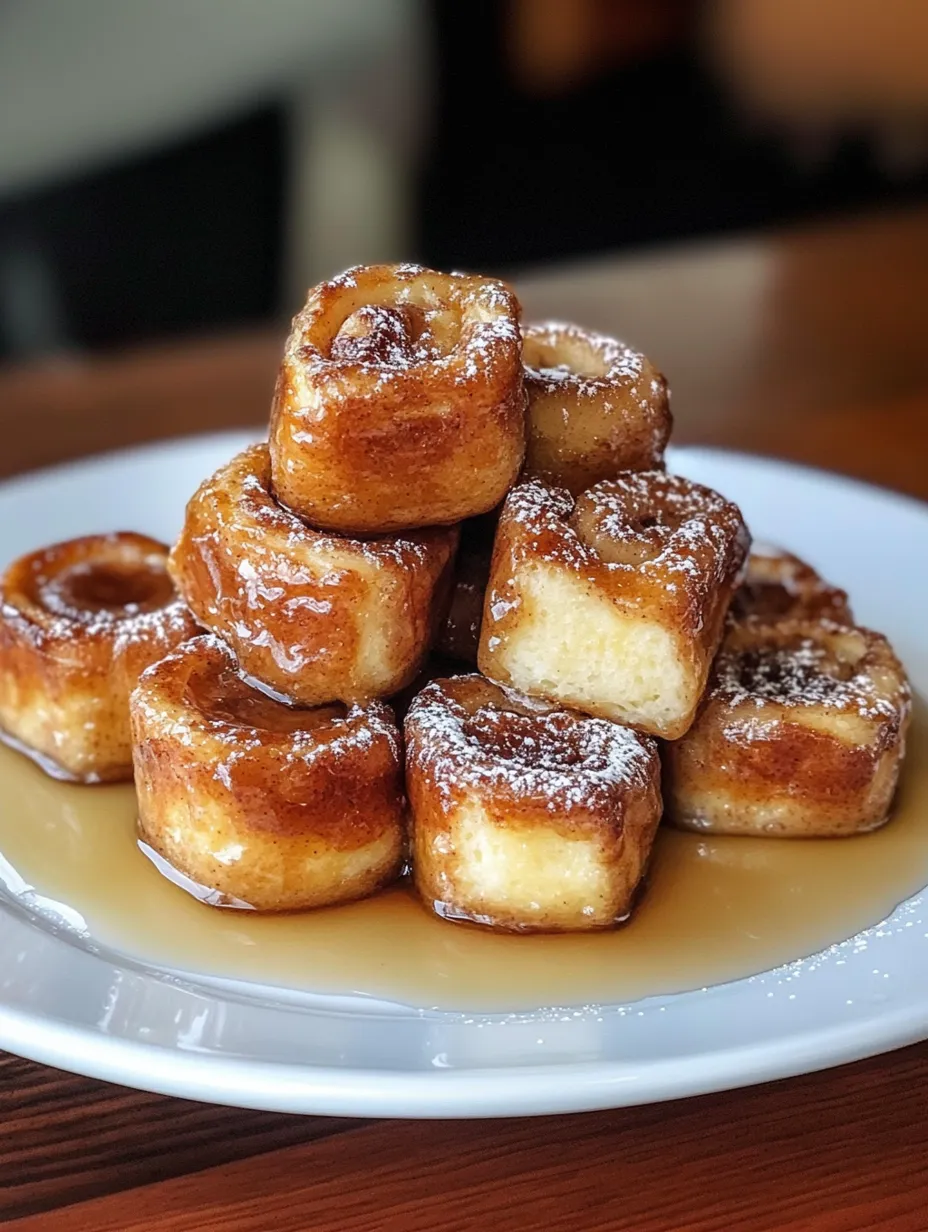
[663,619,910,836]
[478,472,749,738]
[131,634,406,910]
[0,532,198,782]
[270,263,526,533]
[730,543,852,624]
[405,673,662,931]
[521,321,671,494]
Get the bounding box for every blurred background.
[1,0,928,363]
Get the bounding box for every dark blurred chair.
[418,0,928,271]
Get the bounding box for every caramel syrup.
[0,705,924,1013]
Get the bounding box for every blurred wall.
[0,0,416,360]
[1,0,927,360]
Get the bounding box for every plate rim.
[2,993,928,1119]
[0,433,925,1118]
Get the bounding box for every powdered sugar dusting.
[523,321,646,395]
[714,626,908,724]
[504,474,748,610]
[133,633,401,770]
[284,263,522,391]
[505,477,576,544]
[406,675,656,815]
[2,532,196,651]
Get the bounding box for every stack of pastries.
[0,263,912,931]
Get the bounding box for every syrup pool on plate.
[0,704,924,1012]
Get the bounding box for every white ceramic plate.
[0,432,925,1119]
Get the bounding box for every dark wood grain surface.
[0,1056,357,1222]
[0,206,927,1231]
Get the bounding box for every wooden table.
[1,207,927,1231]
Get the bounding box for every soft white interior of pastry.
[428,799,616,929]
[496,563,691,733]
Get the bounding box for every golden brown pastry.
[269,263,526,533]
[663,619,911,836]
[169,444,458,706]
[730,543,852,624]
[405,674,662,932]
[521,321,671,494]
[0,532,198,782]
[131,634,406,910]
[478,473,749,739]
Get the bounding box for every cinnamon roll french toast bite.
[663,619,911,837]
[0,532,198,783]
[169,444,458,706]
[131,634,406,910]
[270,263,526,533]
[405,674,662,932]
[478,473,749,739]
[731,544,852,624]
[522,322,672,494]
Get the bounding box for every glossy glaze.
[269,263,527,532]
[0,533,198,782]
[664,619,911,836]
[522,321,672,493]
[0,703,922,1011]
[169,445,458,705]
[130,635,406,911]
[731,545,853,623]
